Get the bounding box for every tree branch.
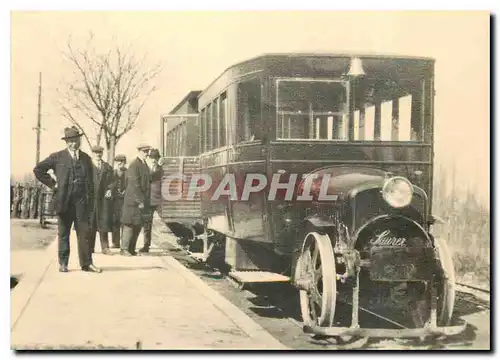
[59,34,163,154]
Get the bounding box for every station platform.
[10,230,287,350]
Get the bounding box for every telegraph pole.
[34,72,42,164]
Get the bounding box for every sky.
[9,10,490,204]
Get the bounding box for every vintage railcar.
[159,53,464,338]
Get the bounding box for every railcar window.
[237,79,261,143]
[219,92,227,147]
[200,109,206,153]
[353,78,424,142]
[211,100,219,148]
[276,79,349,140]
[206,103,212,151]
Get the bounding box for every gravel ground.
[11,219,57,251]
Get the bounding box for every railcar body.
[159,53,464,339]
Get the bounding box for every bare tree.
[57,33,162,164]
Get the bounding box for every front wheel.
[295,231,337,327]
[408,236,456,328]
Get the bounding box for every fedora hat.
[61,126,83,140]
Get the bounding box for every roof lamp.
[347,57,365,77]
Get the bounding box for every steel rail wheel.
[434,236,456,325]
[295,232,337,327]
[408,236,456,329]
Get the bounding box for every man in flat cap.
[140,148,163,253]
[110,154,127,248]
[120,144,152,256]
[33,126,102,273]
[88,146,114,254]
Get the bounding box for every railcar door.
[160,156,203,224]
[160,114,203,230]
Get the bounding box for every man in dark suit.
[111,154,127,248]
[88,146,114,254]
[140,148,163,253]
[120,144,152,256]
[33,126,102,273]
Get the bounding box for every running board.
[228,271,291,286]
[190,252,205,262]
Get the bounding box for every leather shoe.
[102,248,112,255]
[139,247,149,253]
[82,264,102,273]
[59,265,68,272]
[120,250,133,257]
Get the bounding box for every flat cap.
[114,154,126,162]
[91,145,104,153]
[137,143,152,151]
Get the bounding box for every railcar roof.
[239,52,435,63]
[197,52,434,106]
[215,52,435,78]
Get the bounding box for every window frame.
[275,77,350,142]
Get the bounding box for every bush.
[432,165,490,288]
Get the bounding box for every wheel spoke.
[313,288,322,305]
[312,246,320,269]
[314,268,322,280]
[309,296,318,320]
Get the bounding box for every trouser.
[121,224,142,254]
[111,198,124,248]
[142,205,158,250]
[57,198,92,268]
[89,213,109,253]
[111,224,122,248]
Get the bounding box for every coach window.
[236,78,261,143]
[174,126,178,156]
[212,99,219,149]
[206,103,212,151]
[200,108,206,152]
[180,121,187,156]
[353,78,424,142]
[276,79,348,140]
[219,92,227,147]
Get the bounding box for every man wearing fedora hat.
[88,145,114,255]
[140,148,163,253]
[33,126,102,273]
[110,154,127,248]
[120,144,152,256]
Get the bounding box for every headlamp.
[381,176,413,208]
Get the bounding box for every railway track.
[456,282,490,294]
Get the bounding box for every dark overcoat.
[33,149,94,217]
[111,166,127,225]
[91,161,114,232]
[120,157,151,226]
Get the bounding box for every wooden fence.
[10,183,44,219]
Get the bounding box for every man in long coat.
[33,126,102,273]
[120,144,152,256]
[111,154,127,248]
[88,146,114,254]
